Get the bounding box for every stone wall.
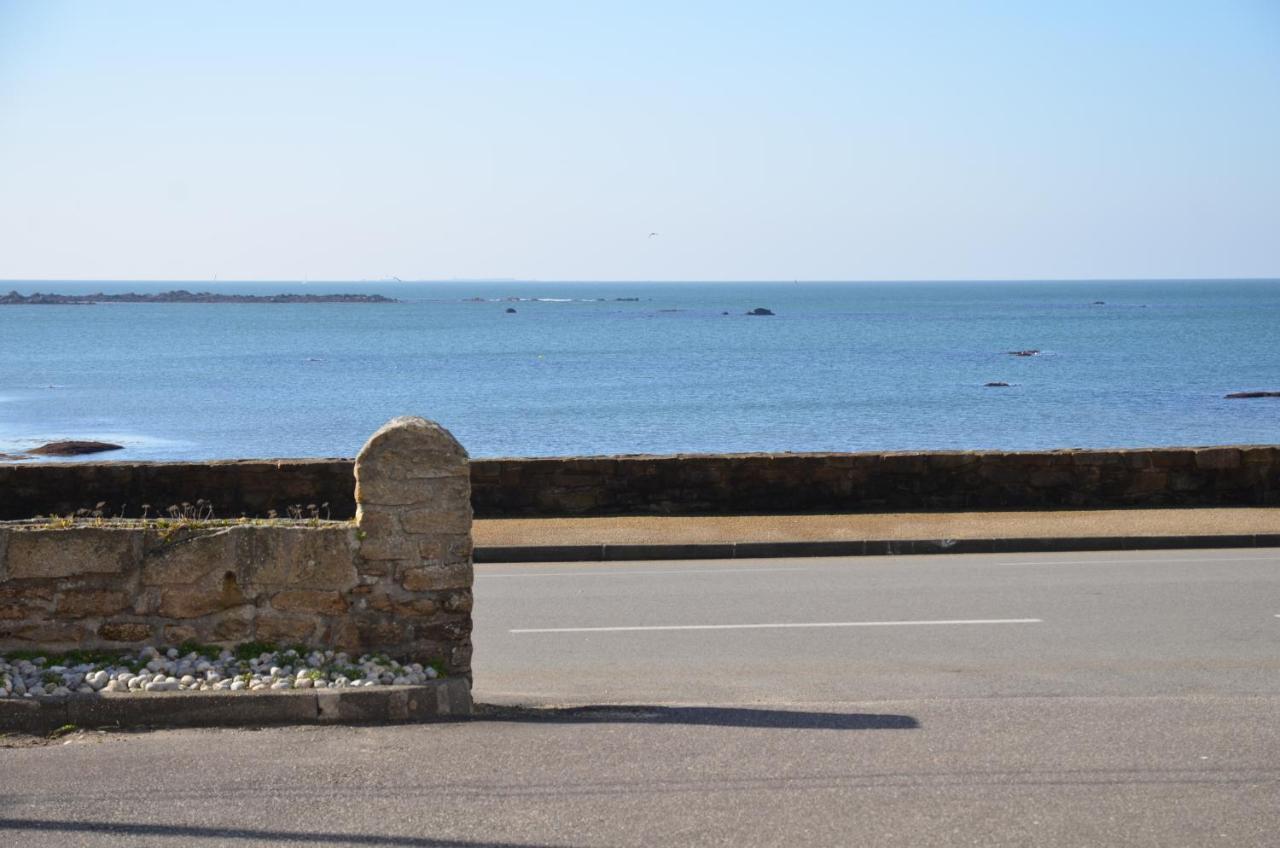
[3,445,1278,519]
[0,418,473,676]
[0,459,355,522]
[470,446,1280,515]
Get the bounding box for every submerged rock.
[27,440,124,456]
[1224,391,1280,399]
[505,307,517,314]
[746,307,775,316]
[984,382,1011,387]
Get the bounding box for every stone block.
[0,586,53,620]
[255,613,318,643]
[442,590,472,613]
[1125,471,1170,496]
[1028,470,1074,488]
[400,501,472,535]
[5,528,139,579]
[1150,451,1192,470]
[158,586,239,619]
[1194,448,1242,470]
[97,621,153,642]
[401,562,472,592]
[163,624,199,644]
[415,534,473,563]
[1071,451,1127,467]
[1241,447,1276,465]
[356,618,408,647]
[249,527,358,590]
[141,527,238,586]
[355,417,469,508]
[210,605,255,641]
[270,589,348,615]
[55,589,130,618]
[391,597,438,616]
[66,690,322,729]
[0,621,87,646]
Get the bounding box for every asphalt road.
[3,547,1277,847]
[473,547,1280,703]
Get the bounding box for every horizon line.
[2,276,1278,286]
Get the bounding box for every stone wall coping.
[4,444,1278,467]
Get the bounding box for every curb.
[0,679,471,735]
[475,533,1280,563]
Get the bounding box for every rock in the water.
[985,382,1011,387]
[27,440,123,456]
[505,307,516,313]
[1007,349,1040,357]
[1092,301,1105,305]
[746,307,774,316]
[1224,391,1280,399]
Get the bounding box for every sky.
[0,1,1277,282]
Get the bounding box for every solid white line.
[510,618,1042,634]
[479,566,809,579]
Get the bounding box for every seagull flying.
[648,232,659,238]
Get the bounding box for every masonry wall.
[2,446,1278,520]
[0,418,473,675]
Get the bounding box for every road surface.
[2,547,1276,847]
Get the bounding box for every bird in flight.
[648,232,659,238]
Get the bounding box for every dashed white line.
[993,555,1276,567]
[511,618,1043,634]
[480,566,809,579]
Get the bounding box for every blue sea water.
[0,280,1277,461]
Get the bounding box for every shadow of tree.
[473,703,919,730]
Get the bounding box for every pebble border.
[0,679,471,734]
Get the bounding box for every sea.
[1,280,1277,461]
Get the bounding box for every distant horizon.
[4,276,1279,286]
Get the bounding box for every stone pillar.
[354,417,473,677]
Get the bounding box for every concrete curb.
[475,534,1280,563]
[0,679,471,735]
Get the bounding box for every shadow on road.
[0,819,558,847]
[473,703,920,730]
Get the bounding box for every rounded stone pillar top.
[358,417,468,465]
[355,417,470,509]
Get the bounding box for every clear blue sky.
[1,1,1277,281]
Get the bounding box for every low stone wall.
[0,418,473,676]
[0,459,355,522]
[472,446,1280,515]
[3,445,1278,519]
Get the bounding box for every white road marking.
[480,566,809,579]
[511,618,1042,634]
[993,555,1276,567]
